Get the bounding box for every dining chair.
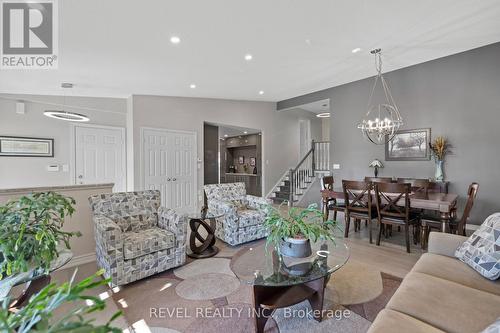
[365,177,393,183]
[374,182,421,253]
[399,179,430,195]
[421,183,479,247]
[397,178,445,193]
[321,176,345,221]
[342,180,377,243]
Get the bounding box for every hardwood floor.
[336,211,423,278]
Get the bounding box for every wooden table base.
[187,217,219,259]
[253,277,326,333]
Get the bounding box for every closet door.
[142,128,172,208]
[142,128,197,213]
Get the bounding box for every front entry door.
[142,128,197,214]
[74,125,126,192]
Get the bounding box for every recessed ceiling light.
[244,54,253,61]
[259,90,264,95]
[352,47,362,53]
[170,36,181,44]
[224,134,228,137]
[189,84,196,89]
[316,112,330,118]
[243,131,248,134]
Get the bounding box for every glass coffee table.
[232,239,349,333]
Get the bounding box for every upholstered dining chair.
[421,182,479,247]
[342,180,377,243]
[89,190,187,286]
[374,182,421,253]
[203,182,270,246]
[321,176,345,221]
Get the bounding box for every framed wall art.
[0,136,54,157]
[385,128,430,161]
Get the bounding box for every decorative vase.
[279,237,312,258]
[435,160,444,182]
[374,166,379,177]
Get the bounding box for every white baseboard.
[65,252,96,269]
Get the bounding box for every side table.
[186,213,223,259]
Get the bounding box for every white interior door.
[142,128,197,213]
[74,125,126,192]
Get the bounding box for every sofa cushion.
[238,209,265,228]
[455,212,500,280]
[387,272,500,333]
[123,227,175,260]
[412,253,500,296]
[368,309,445,333]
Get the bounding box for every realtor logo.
[1,0,58,69]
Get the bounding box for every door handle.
[172,178,177,181]
[78,175,83,179]
[167,178,171,181]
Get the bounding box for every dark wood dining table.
[321,188,458,233]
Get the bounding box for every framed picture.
[250,157,256,166]
[238,156,245,164]
[0,136,54,157]
[385,128,430,161]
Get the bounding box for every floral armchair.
[203,182,270,246]
[88,190,187,286]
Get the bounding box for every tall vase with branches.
[429,136,451,182]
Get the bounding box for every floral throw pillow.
[455,213,500,280]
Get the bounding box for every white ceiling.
[1,0,500,102]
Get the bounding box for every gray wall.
[131,95,323,207]
[277,42,500,224]
[0,94,126,189]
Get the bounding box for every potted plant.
[0,192,81,292]
[263,203,339,258]
[429,136,452,181]
[0,269,122,332]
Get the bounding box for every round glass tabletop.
[232,239,349,287]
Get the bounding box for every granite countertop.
[0,183,115,195]
[225,173,258,177]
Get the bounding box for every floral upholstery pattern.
[204,183,270,246]
[89,190,187,286]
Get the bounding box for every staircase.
[269,140,330,206]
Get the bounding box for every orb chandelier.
[357,49,403,145]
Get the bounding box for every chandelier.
[357,49,403,145]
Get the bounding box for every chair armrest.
[158,207,188,247]
[245,195,271,210]
[428,232,468,257]
[93,215,123,252]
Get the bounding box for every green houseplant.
[0,269,122,332]
[0,192,81,279]
[263,203,340,258]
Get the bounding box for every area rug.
[111,244,402,333]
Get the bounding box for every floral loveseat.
[89,190,187,286]
[204,183,270,246]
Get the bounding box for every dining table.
[321,188,459,233]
